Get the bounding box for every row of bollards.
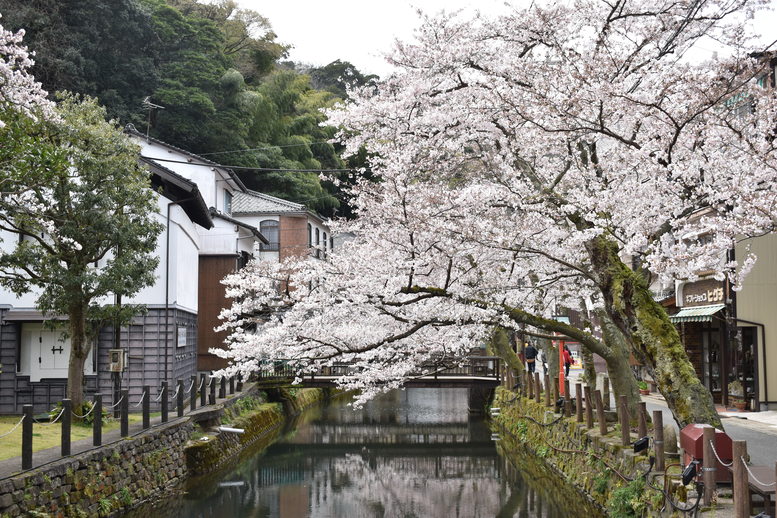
[518,371,658,464]
[18,374,243,471]
[516,372,777,517]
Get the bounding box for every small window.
[224,191,233,214]
[260,220,279,251]
[314,228,320,258]
[330,236,334,250]
[307,223,312,247]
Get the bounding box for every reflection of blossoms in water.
[308,453,506,518]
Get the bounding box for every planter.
[639,389,650,396]
[733,400,747,411]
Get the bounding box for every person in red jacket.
[562,345,573,378]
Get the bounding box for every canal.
[129,388,603,517]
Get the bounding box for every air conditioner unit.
[109,349,126,372]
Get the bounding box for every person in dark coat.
[524,343,538,374]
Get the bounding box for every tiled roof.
[232,190,307,215]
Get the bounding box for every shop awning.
[669,304,725,323]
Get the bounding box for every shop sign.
[681,279,725,307]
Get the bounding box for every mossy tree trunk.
[580,346,597,388]
[488,327,523,384]
[587,236,721,429]
[597,308,641,418]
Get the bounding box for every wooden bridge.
[255,356,502,388]
[254,356,501,414]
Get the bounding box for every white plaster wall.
[199,218,240,255]
[0,229,40,308]
[124,195,201,309]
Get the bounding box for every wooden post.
[190,375,197,412]
[638,402,648,439]
[619,395,630,446]
[93,393,102,446]
[553,376,560,410]
[209,377,216,405]
[702,426,716,506]
[595,390,607,435]
[732,440,749,518]
[142,385,150,430]
[22,404,33,470]
[544,373,551,407]
[219,377,226,399]
[229,376,235,395]
[564,379,572,417]
[603,377,610,410]
[236,373,243,392]
[176,379,184,418]
[584,385,594,430]
[160,382,168,423]
[200,374,207,406]
[120,389,129,438]
[653,410,665,471]
[61,399,71,457]
[575,383,583,423]
[534,373,541,404]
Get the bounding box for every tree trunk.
[598,309,641,417]
[67,302,90,410]
[580,346,597,387]
[488,327,523,383]
[588,236,721,429]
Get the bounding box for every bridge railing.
[256,357,501,382]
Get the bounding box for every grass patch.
[0,414,146,461]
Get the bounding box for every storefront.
[671,278,757,409]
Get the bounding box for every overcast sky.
[238,0,512,77]
[238,0,777,78]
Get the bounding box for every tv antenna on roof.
[142,96,165,142]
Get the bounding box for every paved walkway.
[539,368,777,465]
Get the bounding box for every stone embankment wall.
[0,421,194,518]
[492,388,664,517]
[185,388,325,476]
[0,387,326,518]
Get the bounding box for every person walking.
[524,342,538,374]
[562,344,573,378]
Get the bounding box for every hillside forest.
[0,0,378,217]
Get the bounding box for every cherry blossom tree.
[218,0,777,427]
[0,15,54,127]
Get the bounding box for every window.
[260,220,279,251]
[224,191,233,214]
[314,228,320,258]
[322,232,328,258]
[330,236,334,250]
[307,223,312,247]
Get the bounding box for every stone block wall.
[0,420,194,518]
[185,388,326,476]
[492,388,663,516]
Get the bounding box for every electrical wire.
[198,141,338,156]
[140,155,353,173]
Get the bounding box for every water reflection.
[129,388,598,518]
